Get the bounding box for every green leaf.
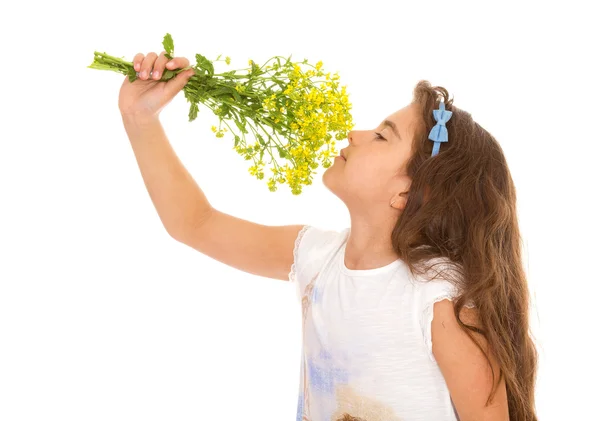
[234,119,246,132]
[188,102,199,122]
[162,33,175,56]
[234,135,241,147]
[127,67,137,83]
[210,87,234,97]
[277,146,286,158]
[204,77,218,89]
[195,53,214,77]
[220,104,230,117]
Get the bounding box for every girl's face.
[323,102,418,212]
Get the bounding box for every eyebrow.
[382,120,402,141]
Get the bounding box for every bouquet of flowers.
[89,33,354,195]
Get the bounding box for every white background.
[1,0,598,419]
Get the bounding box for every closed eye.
[374,132,386,141]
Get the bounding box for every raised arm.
[120,51,303,281]
[173,209,305,281]
[122,115,303,281]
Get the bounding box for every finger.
[140,52,158,80]
[151,51,169,80]
[132,53,145,72]
[166,56,191,71]
[164,68,195,99]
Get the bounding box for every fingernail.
[167,61,174,68]
[141,71,147,78]
[134,63,140,71]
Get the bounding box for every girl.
[119,52,538,421]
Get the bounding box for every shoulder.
[291,225,347,268]
[297,225,347,251]
[288,225,348,295]
[412,264,475,362]
[431,298,481,338]
[430,298,483,370]
[410,256,472,309]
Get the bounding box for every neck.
[344,212,400,270]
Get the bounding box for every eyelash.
[374,132,386,141]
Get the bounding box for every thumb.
[164,68,194,99]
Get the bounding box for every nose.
[347,130,354,144]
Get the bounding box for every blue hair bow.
[428,102,453,156]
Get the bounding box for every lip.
[339,150,347,160]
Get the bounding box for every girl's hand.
[118,50,195,121]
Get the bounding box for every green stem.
[246,122,288,177]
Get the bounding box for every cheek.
[345,159,389,190]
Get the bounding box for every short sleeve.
[417,279,476,363]
[288,225,345,301]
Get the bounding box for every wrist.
[121,112,160,128]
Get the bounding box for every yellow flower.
[225,56,231,65]
[211,126,217,133]
[202,55,351,194]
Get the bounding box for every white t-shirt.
[288,225,475,421]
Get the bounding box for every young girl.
[119,52,538,421]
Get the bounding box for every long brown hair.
[392,80,538,420]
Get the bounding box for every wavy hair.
[391,80,538,421]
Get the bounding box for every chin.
[322,168,345,200]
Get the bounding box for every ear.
[391,175,412,210]
[390,192,408,210]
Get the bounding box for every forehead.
[382,103,419,141]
